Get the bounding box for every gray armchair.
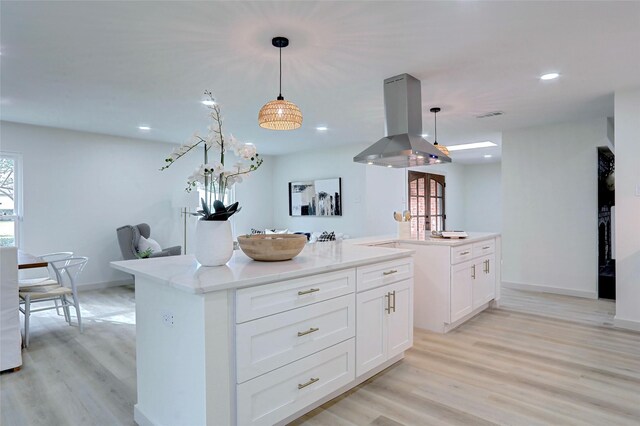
[116,223,182,260]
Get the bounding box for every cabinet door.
[387,279,413,359]
[483,254,496,303]
[472,255,496,309]
[450,261,473,323]
[472,258,486,309]
[356,285,388,377]
[487,254,497,302]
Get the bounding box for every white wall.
[614,88,640,330]
[0,121,272,287]
[463,162,502,233]
[233,159,274,236]
[502,118,608,298]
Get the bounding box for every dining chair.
[18,252,73,316]
[19,256,88,347]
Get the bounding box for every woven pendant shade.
[259,37,302,131]
[434,143,450,156]
[258,98,303,130]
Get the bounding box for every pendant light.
[258,37,303,130]
[430,107,450,156]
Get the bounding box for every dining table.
[17,250,48,270]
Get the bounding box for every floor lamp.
[172,191,199,255]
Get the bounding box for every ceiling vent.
[476,111,504,119]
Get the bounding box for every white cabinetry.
[399,236,500,333]
[236,274,357,426]
[237,340,355,426]
[1,247,22,372]
[116,245,414,426]
[356,259,413,377]
[451,254,496,323]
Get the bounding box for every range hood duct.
[354,73,451,168]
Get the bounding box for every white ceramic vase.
[194,220,234,266]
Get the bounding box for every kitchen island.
[111,242,414,426]
[348,232,501,333]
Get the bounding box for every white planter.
[194,220,234,266]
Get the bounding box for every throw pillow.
[138,236,162,254]
[316,231,336,242]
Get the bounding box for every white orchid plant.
[160,90,263,221]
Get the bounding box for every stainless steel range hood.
[354,73,451,168]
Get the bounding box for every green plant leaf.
[200,198,210,216]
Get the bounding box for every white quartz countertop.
[110,241,413,294]
[347,232,500,247]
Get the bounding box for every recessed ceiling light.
[367,161,373,165]
[447,141,497,152]
[201,100,216,106]
[387,165,393,168]
[421,133,429,138]
[540,72,560,80]
[138,126,151,131]
[316,126,328,131]
[484,154,493,158]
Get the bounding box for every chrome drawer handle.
[298,377,320,389]
[383,269,398,276]
[297,327,319,337]
[472,264,476,279]
[298,288,320,296]
[482,246,491,250]
[460,251,470,255]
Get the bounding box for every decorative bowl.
[237,234,307,262]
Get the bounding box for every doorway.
[408,171,445,239]
[597,147,615,300]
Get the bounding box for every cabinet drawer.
[472,239,495,256]
[451,244,473,265]
[236,294,355,383]
[236,269,355,323]
[356,257,413,292]
[237,339,355,426]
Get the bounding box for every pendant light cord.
[278,47,283,100]
[434,110,438,144]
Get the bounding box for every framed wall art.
[289,178,342,216]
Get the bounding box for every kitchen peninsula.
[111,242,414,426]
[348,232,501,333]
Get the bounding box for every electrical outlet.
[161,312,174,327]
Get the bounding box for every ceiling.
[1,2,639,164]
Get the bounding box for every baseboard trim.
[502,281,597,300]
[78,279,133,292]
[614,317,640,332]
[134,404,155,426]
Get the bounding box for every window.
[408,171,445,238]
[0,153,22,247]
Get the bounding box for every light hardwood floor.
[2,286,638,426]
